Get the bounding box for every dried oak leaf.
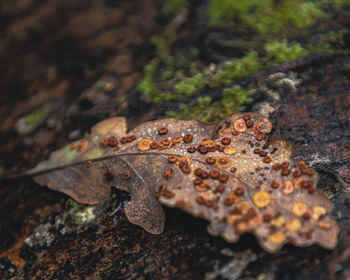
[27,113,339,253]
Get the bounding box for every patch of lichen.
[66,199,99,224]
[135,0,348,122]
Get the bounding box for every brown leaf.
[27,113,339,252]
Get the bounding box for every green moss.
[307,30,346,52]
[264,40,310,64]
[166,86,251,122]
[174,73,206,96]
[208,0,327,34]
[210,51,261,88]
[137,43,201,103]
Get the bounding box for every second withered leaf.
[28,113,339,253]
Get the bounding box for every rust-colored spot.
[281,169,291,176]
[263,214,272,223]
[154,190,161,198]
[253,191,271,208]
[183,134,193,143]
[236,201,251,215]
[126,135,136,142]
[85,160,92,168]
[206,157,216,164]
[226,215,240,225]
[158,127,168,135]
[120,137,127,144]
[194,168,203,177]
[201,139,216,147]
[233,119,247,133]
[215,157,231,168]
[253,148,261,155]
[196,183,208,192]
[125,172,131,180]
[218,126,231,136]
[301,180,312,189]
[281,162,290,169]
[312,206,326,221]
[317,221,331,230]
[292,202,308,217]
[305,168,315,176]
[234,187,244,196]
[271,180,279,189]
[299,161,307,169]
[224,146,237,155]
[243,207,257,222]
[271,216,285,228]
[114,145,120,151]
[187,146,196,153]
[221,137,231,145]
[164,168,174,179]
[217,184,225,192]
[246,119,254,128]
[196,195,205,205]
[100,136,109,147]
[271,163,282,171]
[77,140,89,152]
[158,184,167,194]
[232,129,239,136]
[269,232,286,244]
[199,146,208,154]
[282,181,294,195]
[181,164,191,174]
[150,142,159,149]
[70,143,77,150]
[138,138,153,151]
[193,178,202,185]
[171,135,183,143]
[243,114,251,121]
[204,199,213,208]
[230,167,237,173]
[302,213,310,220]
[209,169,220,179]
[108,136,118,147]
[165,191,175,198]
[177,156,191,166]
[219,173,229,183]
[308,187,316,194]
[234,222,249,233]
[263,156,271,163]
[200,170,209,179]
[285,219,302,232]
[259,150,268,157]
[224,193,237,206]
[168,155,177,163]
[161,139,170,146]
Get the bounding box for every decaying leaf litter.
[26,112,339,253]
